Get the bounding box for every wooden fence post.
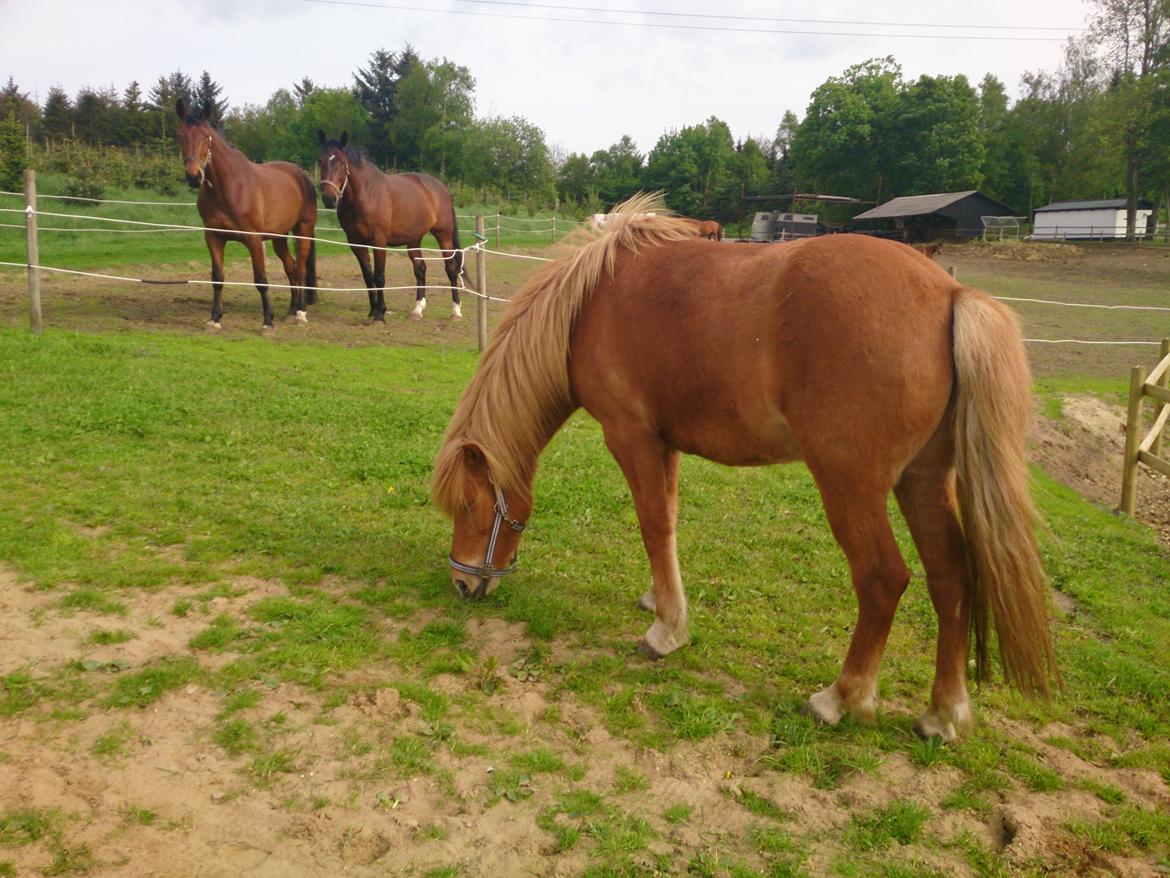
[1120,364,1147,515]
[551,215,556,245]
[24,169,42,333]
[1151,337,1170,458]
[475,214,488,353]
[494,211,500,250]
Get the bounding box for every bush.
[62,168,105,204]
[0,113,28,192]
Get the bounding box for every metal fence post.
[475,215,488,353]
[1120,364,1147,515]
[24,169,42,333]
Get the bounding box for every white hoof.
[204,321,222,333]
[915,701,972,743]
[295,310,308,325]
[411,298,426,319]
[640,619,687,658]
[806,686,845,726]
[451,302,463,320]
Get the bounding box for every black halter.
[448,482,526,596]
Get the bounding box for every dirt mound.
[1032,394,1170,546]
[967,239,1085,261]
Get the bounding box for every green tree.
[462,115,555,202]
[644,117,736,217]
[589,135,644,206]
[0,111,28,191]
[41,86,73,141]
[288,88,372,166]
[891,74,985,195]
[194,71,229,121]
[353,44,421,165]
[225,89,298,163]
[387,58,475,175]
[557,152,594,206]
[0,77,40,137]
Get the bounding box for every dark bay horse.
[433,194,1058,743]
[317,131,464,322]
[176,100,317,331]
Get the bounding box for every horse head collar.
[447,479,527,598]
[184,134,213,189]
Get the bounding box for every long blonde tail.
[952,289,1059,695]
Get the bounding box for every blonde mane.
[432,194,697,517]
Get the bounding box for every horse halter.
[448,481,527,597]
[321,154,350,201]
[184,135,213,189]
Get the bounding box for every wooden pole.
[475,214,488,353]
[1120,364,1147,515]
[24,169,42,334]
[494,210,500,250]
[1150,337,1170,458]
[551,215,556,245]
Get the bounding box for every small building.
[852,190,1016,242]
[1032,198,1155,240]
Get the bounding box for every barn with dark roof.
[852,191,1017,242]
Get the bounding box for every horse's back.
[569,234,959,471]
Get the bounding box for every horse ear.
[317,129,327,146]
[461,441,487,474]
[339,131,349,147]
[176,99,186,121]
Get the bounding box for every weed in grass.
[651,686,741,740]
[940,785,993,817]
[219,689,262,716]
[511,748,565,775]
[0,807,54,844]
[104,656,200,708]
[1,672,44,716]
[91,721,132,758]
[190,614,248,651]
[612,765,649,795]
[908,735,946,768]
[1079,777,1126,804]
[730,788,789,821]
[843,802,930,852]
[120,804,157,826]
[61,588,126,615]
[1002,749,1063,792]
[171,598,192,618]
[41,841,97,876]
[748,824,803,857]
[421,867,460,878]
[395,683,449,724]
[1070,804,1170,854]
[214,718,259,756]
[250,748,299,785]
[418,822,447,840]
[390,736,435,774]
[87,629,134,645]
[0,860,14,877]
[664,803,692,824]
[945,831,1009,878]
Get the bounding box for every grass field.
[0,218,1168,877]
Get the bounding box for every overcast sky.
[1,0,1094,156]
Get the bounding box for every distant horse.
[433,194,1057,743]
[911,242,944,259]
[317,131,464,322]
[176,100,317,331]
[694,219,722,241]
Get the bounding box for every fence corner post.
[1120,364,1146,515]
[24,168,42,334]
[1151,337,1170,458]
[475,214,488,353]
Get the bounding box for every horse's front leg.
[440,236,463,319]
[242,235,274,331]
[373,247,388,321]
[348,244,378,321]
[272,236,307,325]
[205,232,226,331]
[408,244,426,319]
[603,426,688,658]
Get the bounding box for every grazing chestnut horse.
[911,242,944,259]
[176,100,317,331]
[433,194,1058,743]
[694,219,722,241]
[317,131,465,322]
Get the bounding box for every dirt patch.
[1031,394,1170,546]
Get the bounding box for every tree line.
[2,0,1167,235]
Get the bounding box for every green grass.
[0,291,1169,875]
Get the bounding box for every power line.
[299,0,1076,41]
[445,0,1086,33]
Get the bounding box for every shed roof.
[1035,198,1154,213]
[853,191,983,220]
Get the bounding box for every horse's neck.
[205,131,251,190]
[348,160,382,205]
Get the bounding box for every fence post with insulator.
[24,169,42,333]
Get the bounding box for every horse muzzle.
[321,190,337,209]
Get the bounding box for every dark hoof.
[637,638,666,661]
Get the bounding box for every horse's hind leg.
[438,234,463,319]
[408,244,427,319]
[806,477,910,726]
[242,235,274,330]
[272,236,307,324]
[603,426,687,658]
[205,232,226,330]
[894,429,973,742]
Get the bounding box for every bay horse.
[176,100,317,331]
[911,242,944,259]
[433,194,1058,743]
[317,131,465,322]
